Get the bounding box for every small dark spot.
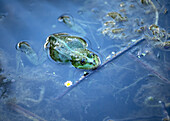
[80,59,86,65]
[84,72,89,76]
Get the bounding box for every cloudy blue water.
[0,0,170,121]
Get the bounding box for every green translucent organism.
[16,33,101,70]
[58,15,86,36]
[16,41,40,65]
[44,33,101,69]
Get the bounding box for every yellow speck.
[64,81,73,87]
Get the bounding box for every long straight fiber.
[128,53,170,84]
[8,103,47,121]
[55,38,145,100]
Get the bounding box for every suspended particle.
[119,9,126,13]
[149,24,160,35]
[164,8,168,14]
[112,28,124,34]
[101,28,111,35]
[120,2,125,7]
[129,4,135,8]
[104,21,116,27]
[107,12,128,22]
[141,0,149,5]
[135,26,145,33]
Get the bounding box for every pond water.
[0,0,170,121]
